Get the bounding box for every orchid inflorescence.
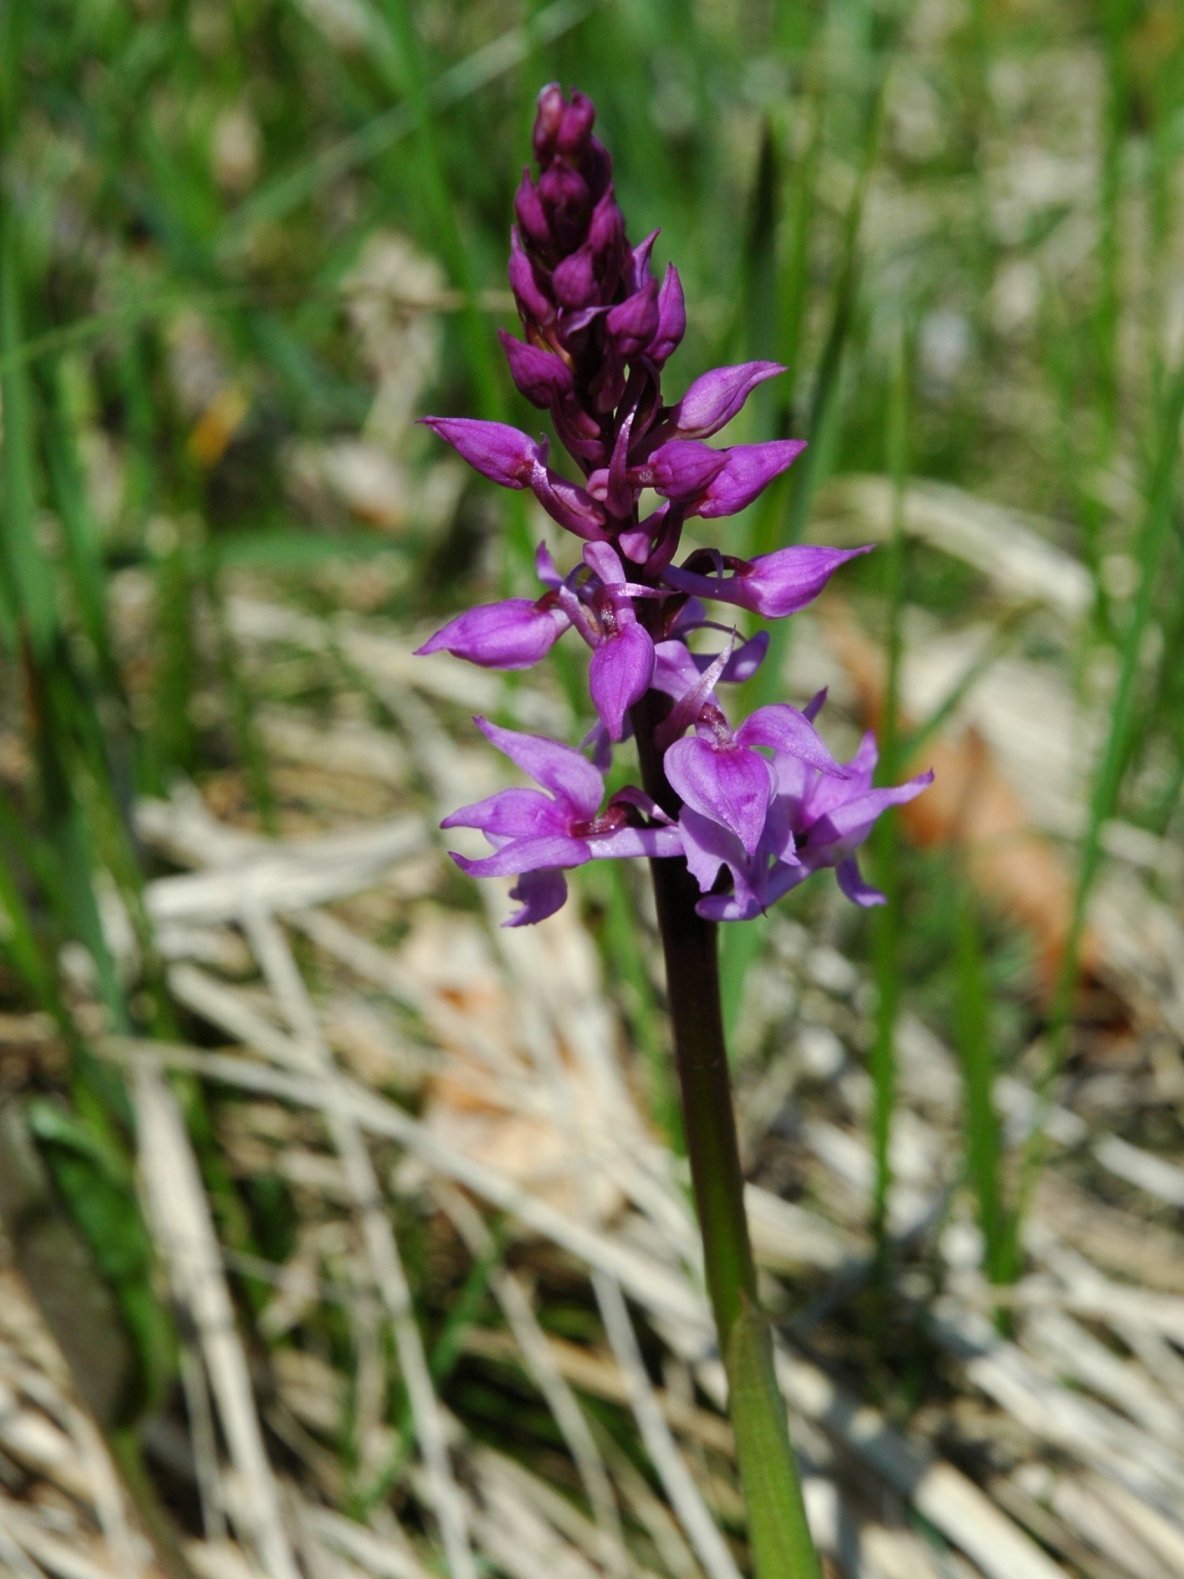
[418,85,930,927]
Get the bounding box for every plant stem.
[632,695,821,1579]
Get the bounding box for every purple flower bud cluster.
[418,86,930,926]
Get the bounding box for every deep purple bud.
[587,186,625,260]
[692,439,807,518]
[669,361,785,440]
[533,85,568,161]
[648,265,686,364]
[553,246,599,308]
[606,280,660,358]
[630,438,729,500]
[555,90,596,154]
[538,163,590,224]
[629,232,658,291]
[421,417,541,488]
[415,599,569,670]
[509,228,553,323]
[514,171,550,247]
[499,331,574,408]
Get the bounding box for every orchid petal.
[588,825,685,861]
[736,703,848,777]
[528,462,609,540]
[441,787,566,839]
[452,833,591,878]
[836,856,886,907]
[694,439,807,519]
[505,869,568,926]
[808,770,934,848]
[678,805,742,895]
[474,717,604,819]
[582,540,627,587]
[663,544,867,616]
[631,439,728,501]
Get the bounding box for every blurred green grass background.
[2,0,1184,1539]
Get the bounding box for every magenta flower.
[680,696,934,923]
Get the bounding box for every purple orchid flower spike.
[417,81,929,933]
[442,717,681,925]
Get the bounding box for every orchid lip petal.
[589,623,654,741]
[664,735,772,856]
[505,869,568,926]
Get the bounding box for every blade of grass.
[720,71,888,1040]
[0,134,56,654]
[868,328,909,1264]
[953,886,1015,1292]
[1015,356,1184,1235]
[216,0,604,256]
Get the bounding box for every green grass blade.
[868,330,909,1260]
[1016,357,1184,1232]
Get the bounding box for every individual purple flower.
[680,697,934,922]
[768,726,934,907]
[442,717,682,924]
